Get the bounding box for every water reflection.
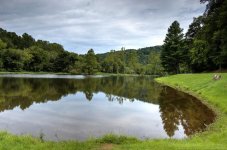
[159,87,216,137]
[0,76,160,110]
[0,75,215,140]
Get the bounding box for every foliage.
[0,28,80,73]
[161,21,185,74]
[101,50,124,74]
[1,49,26,71]
[0,39,7,49]
[0,27,164,75]
[190,40,209,72]
[98,47,164,75]
[84,49,99,75]
[160,0,227,74]
[146,51,164,75]
[1,0,226,74]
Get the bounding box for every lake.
[0,74,216,141]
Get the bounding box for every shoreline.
[155,76,221,120]
[0,73,226,149]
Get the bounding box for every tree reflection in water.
[158,86,216,137]
[0,76,215,138]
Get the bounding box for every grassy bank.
[101,73,227,150]
[0,73,227,149]
[0,132,139,150]
[153,73,227,149]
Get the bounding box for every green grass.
[0,73,227,149]
[156,73,227,113]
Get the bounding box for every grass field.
[0,73,226,149]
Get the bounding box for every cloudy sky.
[0,0,206,54]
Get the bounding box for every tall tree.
[127,50,140,74]
[190,40,209,72]
[186,16,204,41]
[161,21,184,74]
[184,16,205,72]
[0,39,7,69]
[212,0,227,69]
[147,51,163,75]
[84,49,99,75]
[21,33,35,49]
[196,0,226,71]
[53,51,78,72]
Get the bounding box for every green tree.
[2,49,25,71]
[190,0,226,71]
[186,16,204,41]
[0,39,7,49]
[101,50,124,74]
[185,16,205,72]
[101,50,116,73]
[84,49,99,75]
[190,40,209,72]
[119,47,126,73]
[127,50,140,74]
[0,40,6,69]
[212,0,227,70]
[21,33,35,49]
[146,51,163,75]
[53,51,78,72]
[161,21,184,74]
[71,55,84,74]
[24,46,49,72]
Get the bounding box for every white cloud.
[0,0,206,54]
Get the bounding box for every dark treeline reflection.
[0,76,161,111]
[159,87,216,137]
[0,76,215,137]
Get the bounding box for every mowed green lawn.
[0,73,227,149]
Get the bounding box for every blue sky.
[0,0,206,54]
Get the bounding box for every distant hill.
[97,46,162,64]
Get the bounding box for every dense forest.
[0,28,79,73]
[97,46,162,74]
[0,27,162,75]
[161,0,227,74]
[0,0,226,75]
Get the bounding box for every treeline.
[0,27,163,75]
[97,46,163,75]
[2,0,224,75]
[161,0,227,74]
[0,28,79,73]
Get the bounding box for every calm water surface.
[0,75,216,141]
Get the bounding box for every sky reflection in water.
[0,75,215,141]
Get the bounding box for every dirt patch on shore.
[100,144,114,150]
